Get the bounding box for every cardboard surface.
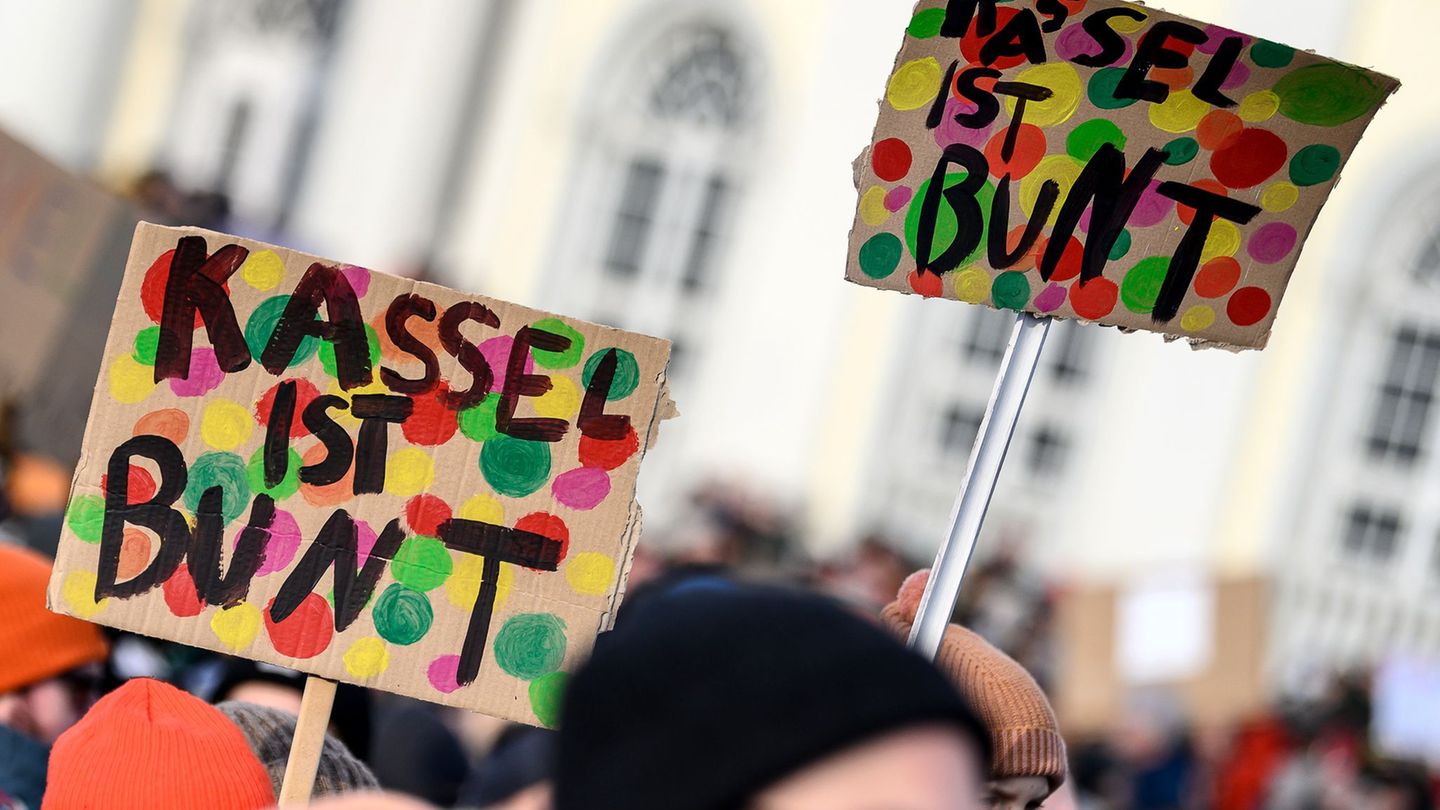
[847,0,1399,348]
[49,223,673,725]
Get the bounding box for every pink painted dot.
[1128,181,1175,228]
[884,186,913,213]
[1054,23,1133,66]
[552,467,611,511]
[354,519,378,567]
[427,655,463,694]
[340,265,371,298]
[1247,222,1298,264]
[1220,61,1251,91]
[935,99,992,149]
[1199,26,1249,54]
[169,348,225,397]
[479,336,534,394]
[1034,283,1067,313]
[251,509,301,576]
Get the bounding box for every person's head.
[43,678,275,810]
[458,724,554,809]
[0,545,109,743]
[883,570,1067,810]
[217,701,378,798]
[213,658,372,758]
[555,582,992,810]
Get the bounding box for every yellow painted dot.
[1022,155,1083,216]
[859,186,890,226]
[445,555,514,610]
[62,572,108,619]
[1261,181,1299,212]
[1237,90,1280,122]
[109,355,156,404]
[328,378,390,428]
[1148,90,1209,133]
[385,448,434,497]
[200,399,254,451]
[1201,220,1242,263]
[1111,11,1149,33]
[240,249,285,291]
[459,494,505,525]
[342,637,390,678]
[210,603,262,650]
[533,376,580,420]
[565,552,616,596]
[953,267,991,304]
[1180,305,1216,332]
[887,57,942,111]
[1006,63,1081,127]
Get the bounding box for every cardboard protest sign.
[49,223,674,725]
[847,0,1399,348]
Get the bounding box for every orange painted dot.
[1197,110,1244,151]
[299,442,354,507]
[1151,66,1194,92]
[908,270,944,298]
[1178,179,1228,225]
[134,408,190,445]
[1194,257,1242,298]
[1001,226,1037,272]
[373,307,443,364]
[118,529,153,580]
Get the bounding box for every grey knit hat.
[218,701,379,797]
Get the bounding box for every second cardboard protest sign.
[50,223,672,725]
[848,0,1399,348]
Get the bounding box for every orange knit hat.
[881,570,1067,791]
[43,678,276,810]
[0,544,108,694]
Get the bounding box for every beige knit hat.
[881,570,1067,791]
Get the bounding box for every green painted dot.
[1274,63,1390,127]
[245,296,319,367]
[1109,229,1133,262]
[184,452,251,524]
[991,271,1031,311]
[1121,257,1170,315]
[581,349,639,400]
[858,232,904,280]
[1066,119,1127,162]
[907,7,947,38]
[1289,144,1342,186]
[529,671,569,727]
[372,584,433,646]
[392,536,453,592]
[1163,137,1199,166]
[1250,39,1295,68]
[246,447,302,501]
[133,327,161,366]
[65,495,105,544]
[459,393,500,442]
[493,613,567,680]
[529,318,585,369]
[319,323,381,380]
[904,173,993,269]
[481,436,552,498]
[1088,68,1137,110]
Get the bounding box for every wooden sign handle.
[278,676,339,805]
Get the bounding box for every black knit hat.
[553,583,991,810]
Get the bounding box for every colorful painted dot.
[184,452,250,524]
[211,603,262,650]
[991,272,1031,311]
[1290,144,1341,186]
[1162,137,1199,166]
[406,494,452,537]
[953,267,990,304]
[581,349,640,400]
[264,594,334,659]
[319,323,381,382]
[906,172,992,267]
[1227,287,1273,327]
[163,564,203,617]
[858,233,903,280]
[65,495,105,543]
[872,138,913,182]
[515,513,570,564]
[109,355,155,404]
[1274,63,1389,127]
[402,385,459,447]
[446,555,514,611]
[1181,305,1217,332]
[132,326,160,365]
[252,509,302,576]
[533,376,581,421]
[170,348,225,398]
[385,448,435,498]
[529,318,585,369]
[984,124,1046,179]
[1237,90,1280,122]
[1008,63,1082,127]
[1034,283,1067,313]
[1202,220,1243,263]
[240,250,285,291]
[553,467,611,511]
[459,394,501,442]
[1088,68,1137,110]
[247,447,302,501]
[564,552,616,596]
[117,529,152,580]
[1196,110,1244,151]
[493,613,567,680]
[245,296,319,367]
[1250,39,1295,68]
[200,399,253,451]
[372,584,433,646]
[887,57,943,111]
[1195,258,1242,298]
[459,494,505,524]
[1121,257,1170,315]
[1064,119,1126,164]
[135,408,189,444]
[1149,90,1210,133]
[1248,222,1298,264]
[578,425,639,471]
[1070,277,1118,321]
[859,186,890,226]
[343,637,390,678]
[481,437,551,498]
[1109,229,1133,261]
[906,6,946,38]
[529,672,568,727]
[885,186,913,212]
[392,536,453,592]
[427,655,463,694]
[1021,155,1081,217]
[62,571,107,619]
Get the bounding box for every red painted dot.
[264,594,334,659]
[961,7,1029,69]
[255,378,323,439]
[515,512,570,566]
[1195,258,1242,298]
[984,124,1046,179]
[102,465,157,506]
[579,425,639,471]
[406,494,452,537]
[1177,179,1228,226]
[1033,235,1083,282]
[163,564,203,617]
[872,138,913,182]
[1211,128,1288,189]
[1070,277,1119,321]
[140,249,227,328]
[402,382,459,447]
[1227,286,1272,327]
[908,270,944,298]
[1197,110,1243,151]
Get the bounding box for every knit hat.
[881,570,1067,791]
[0,545,108,694]
[217,701,378,797]
[43,678,275,810]
[554,582,991,810]
[458,724,553,806]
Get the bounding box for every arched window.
[546,15,759,381]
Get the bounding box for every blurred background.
[1,0,1437,806]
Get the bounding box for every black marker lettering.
[153,236,250,382]
[381,294,440,395]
